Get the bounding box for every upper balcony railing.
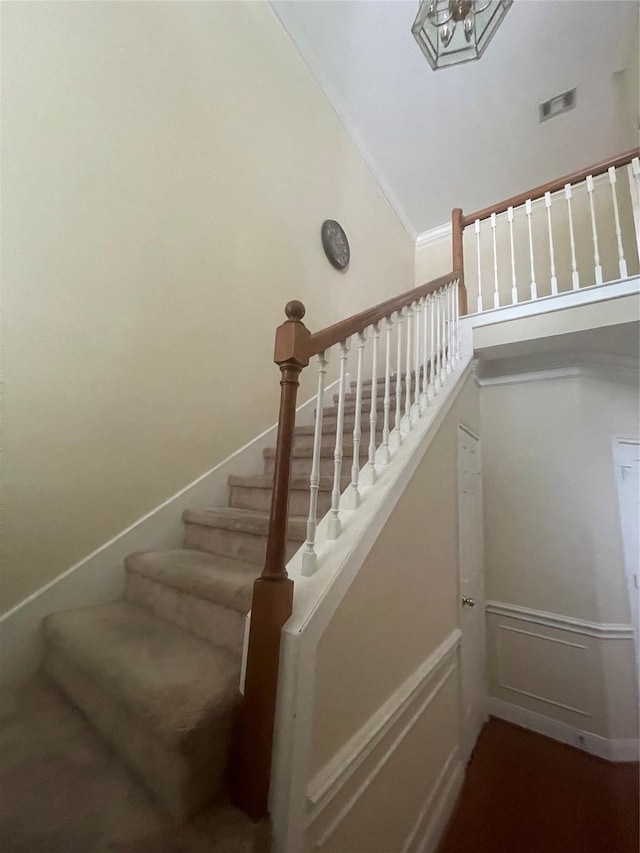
[452,149,640,314]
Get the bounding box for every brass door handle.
[462,596,476,607]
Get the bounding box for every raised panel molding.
[306,630,462,851]
[486,601,634,639]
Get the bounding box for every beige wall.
[1,1,414,612]
[482,372,639,741]
[306,374,479,850]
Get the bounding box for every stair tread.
[125,549,257,613]
[228,473,337,491]
[43,602,241,743]
[183,506,307,540]
[263,443,362,459]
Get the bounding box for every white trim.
[415,222,451,249]
[488,696,640,762]
[476,351,639,387]
[486,600,634,640]
[306,630,461,817]
[0,377,342,688]
[415,757,464,853]
[466,275,640,328]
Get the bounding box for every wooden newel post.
[452,207,468,316]
[231,300,310,821]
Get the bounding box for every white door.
[458,425,487,762]
[613,438,640,664]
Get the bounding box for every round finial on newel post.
[285,300,306,321]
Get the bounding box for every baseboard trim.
[0,377,341,688]
[485,601,634,640]
[488,696,640,762]
[307,630,461,822]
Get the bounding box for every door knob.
[461,596,476,607]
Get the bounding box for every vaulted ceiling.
[273,0,639,238]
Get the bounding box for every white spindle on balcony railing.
[564,183,580,290]
[608,166,627,280]
[393,309,404,448]
[412,300,421,418]
[327,340,348,540]
[402,302,413,432]
[436,289,443,389]
[525,198,538,301]
[507,206,517,304]
[544,191,558,296]
[301,350,327,576]
[586,174,603,286]
[491,211,499,308]
[475,219,483,313]
[421,294,429,410]
[428,294,436,400]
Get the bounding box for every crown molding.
[415,221,451,248]
[476,350,639,387]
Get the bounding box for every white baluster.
[391,309,404,449]
[449,284,455,367]
[608,166,628,280]
[491,212,499,309]
[378,317,392,465]
[327,341,348,540]
[301,350,328,576]
[564,183,580,290]
[421,294,429,410]
[475,219,483,313]
[436,289,444,388]
[445,285,453,374]
[454,279,461,361]
[544,191,558,295]
[342,331,365,509]
[402,303,413,432]
[507,206,518,304]
[629,158,640,250]
[411,300,421,418]
[525,199,537,301]
[428,295,436,400]
[586,175,603,285]
[361,323,379,487]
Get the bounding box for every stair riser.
[125,572,246,655]
[230,484,332,517]
[265,453,365,479]
[184,523,302,566]
[43,643,234,819]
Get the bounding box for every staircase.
[39,375,382,823]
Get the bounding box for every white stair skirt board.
[0,375,344,688]
[269,352,475,853]
[488,697,640,763]
[466,275,640,328]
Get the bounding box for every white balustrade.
[342,330,365,509]
[421,295,429,410]
[454,280,461,361]
[412,300,422,418]
[379,317,392,465]
[428,294,436,400]
[435,290,443,389]
[301,350,328,576]
[608,166,627,280]
[392,308,404,448]
[507,206,518,304]
[491,212,499,309]
[327,340,348,540]
[402,302,413,432]
[544,191,558,295]
[630,158,640,247]
[525,198,537,301]
[586,174,603,286]
[564,183,580,290]
[475,219,483,313]
[445,285,452,374]
[361,323,379,486]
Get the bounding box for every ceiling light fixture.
[412,0,513,70]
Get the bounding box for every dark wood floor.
[438,718,639,853]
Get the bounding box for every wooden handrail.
[462,148,640,227]
[307,270,460,357]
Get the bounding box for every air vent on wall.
[539,88,577,123]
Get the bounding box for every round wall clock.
[321,220,350,270]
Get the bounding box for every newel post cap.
[274,301,310,367]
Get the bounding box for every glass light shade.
[412,0,513,70]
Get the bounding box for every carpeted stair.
[39,373,392,827]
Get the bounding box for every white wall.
[481,367,639,753]
[1,1,414,614]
